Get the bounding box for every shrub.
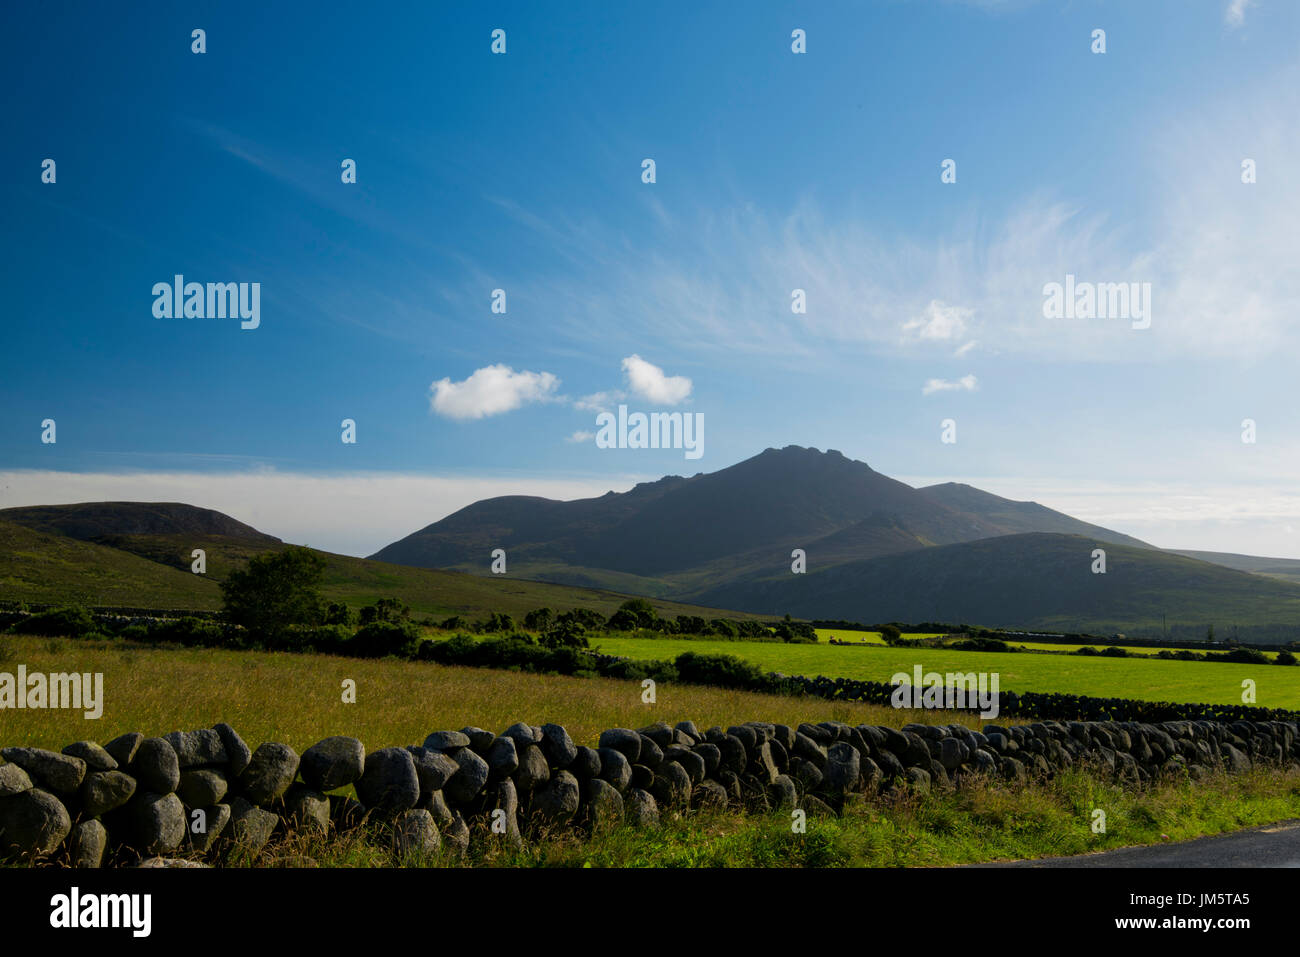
[1222,647,1269,665]
[358,598,410,626]
[673,651,770,692]
[539,617,589,650]
[566,608,606,631]
[708,618,738,638]
[290,623,354,654]
[11,605,97,638]
[347,620,422,659]
[538,646,586,674]
[478,612,515,633]
[771,616,817,642]
[952,636,1012,653]
[149,616,226,648]
[1100,646,1128,657]
[324,603,356,627]
[421,633,477,663]
[1276,650,1297,666]
[1074,646,1099,656]
[595,657,679,683]
[675,615,707,636]
[116,624,150,642]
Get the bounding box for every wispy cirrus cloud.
[463,64,1298,369]
[922,374,978,396]
[1226,0,1254,27]
[902,300,972,342]
[573,390,625,413]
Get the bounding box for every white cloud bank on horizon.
[0,470,640,558]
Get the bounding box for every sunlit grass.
[0,635,1002,754]
[592,635,1300,707]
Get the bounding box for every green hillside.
[0,517,762,622]
[0,520,221,609]
[692,533,1300,641]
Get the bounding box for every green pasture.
[591,635,1300,708]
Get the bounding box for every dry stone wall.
[1,716,1296,866]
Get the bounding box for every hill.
[0,501,282,545]
[0,520,221,610]
[918,483,1151,549]
[1166,549,1300,585]
[0,509,761,622]
[371,446,1156,598]
[690,532,1300,640]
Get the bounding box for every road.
[974,819,1300,867]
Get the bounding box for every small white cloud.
[922,374,978,396]
[954,340,978,358]
[903,300,973,342]
[565,430,595,444]
[574,390,625,412]
[621,355,692,405]
[1225,0,1253,27]
[429,364,559,420]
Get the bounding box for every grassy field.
[592,635,1300,707]
[813,626,1277,658]
[813,629,945,643]
[1004,639,1281,658]
[0,636,1000,754]
[6,635,1300,868]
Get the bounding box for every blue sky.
[3,0,1299,557]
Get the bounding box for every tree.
[879,624,903,645]
[540,610,589,650]
[359,598,409,626]
[524,607,554,632]
[220,546,327,645]
[610,598,657,630]
[324,602,356,626]
[478,611,515,633]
